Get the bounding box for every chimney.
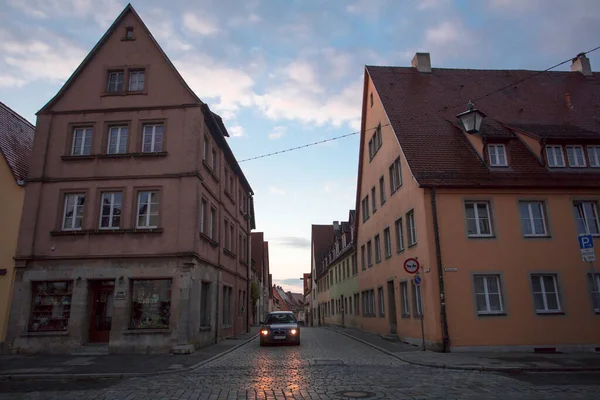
[571,53,592,77]
[333,221,340,231]
[412,52,431,73]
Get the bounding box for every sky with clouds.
[1,0,600,293]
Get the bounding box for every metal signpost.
[579,234,599,309]
[413,273,426,351]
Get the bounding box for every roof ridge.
[366,65,591,74]
[0,101,34,129]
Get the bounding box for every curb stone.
[327,327,600,373]
[0,334,258,381]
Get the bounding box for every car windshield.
[265,313,296,324]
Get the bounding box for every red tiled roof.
[367,65,600,188]
[0,102,34,183]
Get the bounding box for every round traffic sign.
[413,275,422,286]
[404,258,419,274]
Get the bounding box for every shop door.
[89,280,115,343]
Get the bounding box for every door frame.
[88,280,115,344]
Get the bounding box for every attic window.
[125,27,134,40]
[488,144,507,167]
[370,92,374,107]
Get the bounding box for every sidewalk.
[328,326,600,372]
[0,326,259,380]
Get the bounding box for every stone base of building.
[450,344,600,353]
[5,256,248,354]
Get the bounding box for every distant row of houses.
[305,52,600,352]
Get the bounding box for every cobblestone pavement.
[1,328,599,399]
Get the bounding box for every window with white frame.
[379,176,386,205]
[389,157,402,193]
[71,127,92,156]
[400,281,410,316]
[62,193,85,230]
[588,146,600,167]
[412,282,423,317]
[367,240,373,267]
[362,197,369,222]
[200,198,207,234]
[378,287,385,316]
[488,144,507,166]
[128,70,145,91]
[545,145,565,167]
[519,201,548,237]
[407,211,417,245]
[395,217,404,252]
[566,145,586,167]
[107,71,124,92]
[531,274,561,313]
[142,124,163,152]
[107,126,128,154]
[371,187,377,213]
[99,192,122,229]
[589,273,600,313]
[573,201,600,235]
[368,138,374,160]
[361,245,366,270]
[209,206,216,239]
[473,275,504,314]
[136,191,159,228]
[465,201,493,237]
[374,234,381,263]
[383,227,392,258]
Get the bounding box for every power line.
[237,124,389,163]
[238,46,600,163]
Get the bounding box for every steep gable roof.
[0,102,34,183]
[311,224,334,279]
[38,4,200,114]
[367,64,600,188]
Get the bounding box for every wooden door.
[89,281,115,343]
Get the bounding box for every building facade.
[353,52,600,352]
[311,224,334,326]
[5,5,255,354]
[0,102,34,346]
[251,232,271,324]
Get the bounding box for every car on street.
[260,311,300,346]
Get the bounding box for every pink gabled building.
[6,4,255,354]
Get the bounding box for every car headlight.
[290,329,297,335]
[261,329,269,336]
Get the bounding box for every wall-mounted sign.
[404,258,420,274]
[444,267,458,272]
[114,290,126,300]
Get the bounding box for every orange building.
[354,52,600,352]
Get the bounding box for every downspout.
[431,186,450,352]
[31,113,54,257]
[246,194,251,332]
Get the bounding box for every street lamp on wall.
[456,101,486,134]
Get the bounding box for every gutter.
[430,186,450,352]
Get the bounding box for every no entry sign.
[404,258,419,274]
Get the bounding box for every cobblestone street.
[1,328,599,399]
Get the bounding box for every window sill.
[225,191,236,204]
[200,232,219,247]
[240,259,249,266]
[121,37,136,41]
[385,254,392,259]
[98,153,133,159]
[50,229,88,236]
[129,228,163,234]
[202,161,220,182]
[89,229,128,235]
[523,235,551,239]
[467,235,495,239]
[61,155,96,161]
[199,326,211,332]
[401,313,410,319]
[397,249,405,254]
[408,242,417,248]
[22,330,69,337]
[221,325,232,329]
[123,328,171,334]
[224,248,236,259]
[535,311,565,316]
[477,312,507,317]
[101,90,148,97]
[133,151,168,158]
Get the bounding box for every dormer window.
[488,144,507,167]
[566,145,586,167]
[589,146,600,167]
[545,145,565,167]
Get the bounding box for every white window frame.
[473,275,504,315]
[465,201,493,238]
[374,234,381,263]
[71,127,92,156]
[99,192,122,229]
[401,281,410,316]
[395,218,404,252]
[519,201,548,237]
[566,145,586,167]
[407,211,417,246]
[209,206,216,239]
[142,124,163,153]
[378,287,385,316]
[379,176,386,205]
[136,191,159,229]
[574,201,600,236]
[588,146,600,168]
[531,274,562,313]
[107,71,124,92]
[545,145,565,167]
[488,144,507,167]
[62,193,85,231]
[389,157,402,193]
[128,70,145,91]
[107,126,128,154]
[383,227,392,258]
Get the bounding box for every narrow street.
[1,328,599,399]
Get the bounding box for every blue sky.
[1,0,600,293]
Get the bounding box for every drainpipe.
[431,186,450,352]
[246,194,252,333]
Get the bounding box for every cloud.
[0,28,86,86]
[268,126,286,140]
[271,237,311,249]
[143,8,193,52]
[182,12,220,36]
[324,184,331,193]
[418,0,451,10]
[272,279,304,294]
[229,125,245,137]
[422,20,476,62]
[7,0,123,28]
[268,186,286,196]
